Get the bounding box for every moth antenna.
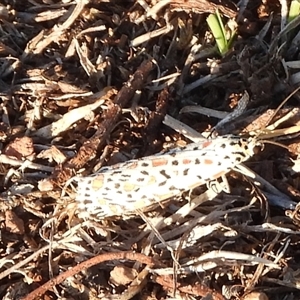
[264,86,300,128]
[259,139,289,150]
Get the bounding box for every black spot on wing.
[83,199,93,205]
[235,156,242,162]
[231,151,246,158]
[113,170,122,174]
[121,174,131,178]
[160,170,171,179]
[169,185,177,191]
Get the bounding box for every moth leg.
[206,175,230,193]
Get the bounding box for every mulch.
[0,1,300,299]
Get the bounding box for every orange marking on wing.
[127,161,138,169]
[111,161,138,170]
[91,174,105,190]
[108,204,121,215]
[151,158,168,167]
[204,159,213,165]
[147,176,157,185]
[201,141,212,148]
[156,192,177,201]
[182,159,192,164]
[124,182,136,192]
[134,200,148,209]
[97,198,107,205]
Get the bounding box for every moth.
[73,135,260,218]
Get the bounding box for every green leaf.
[207,10,230,55]
[288,0,300,23]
